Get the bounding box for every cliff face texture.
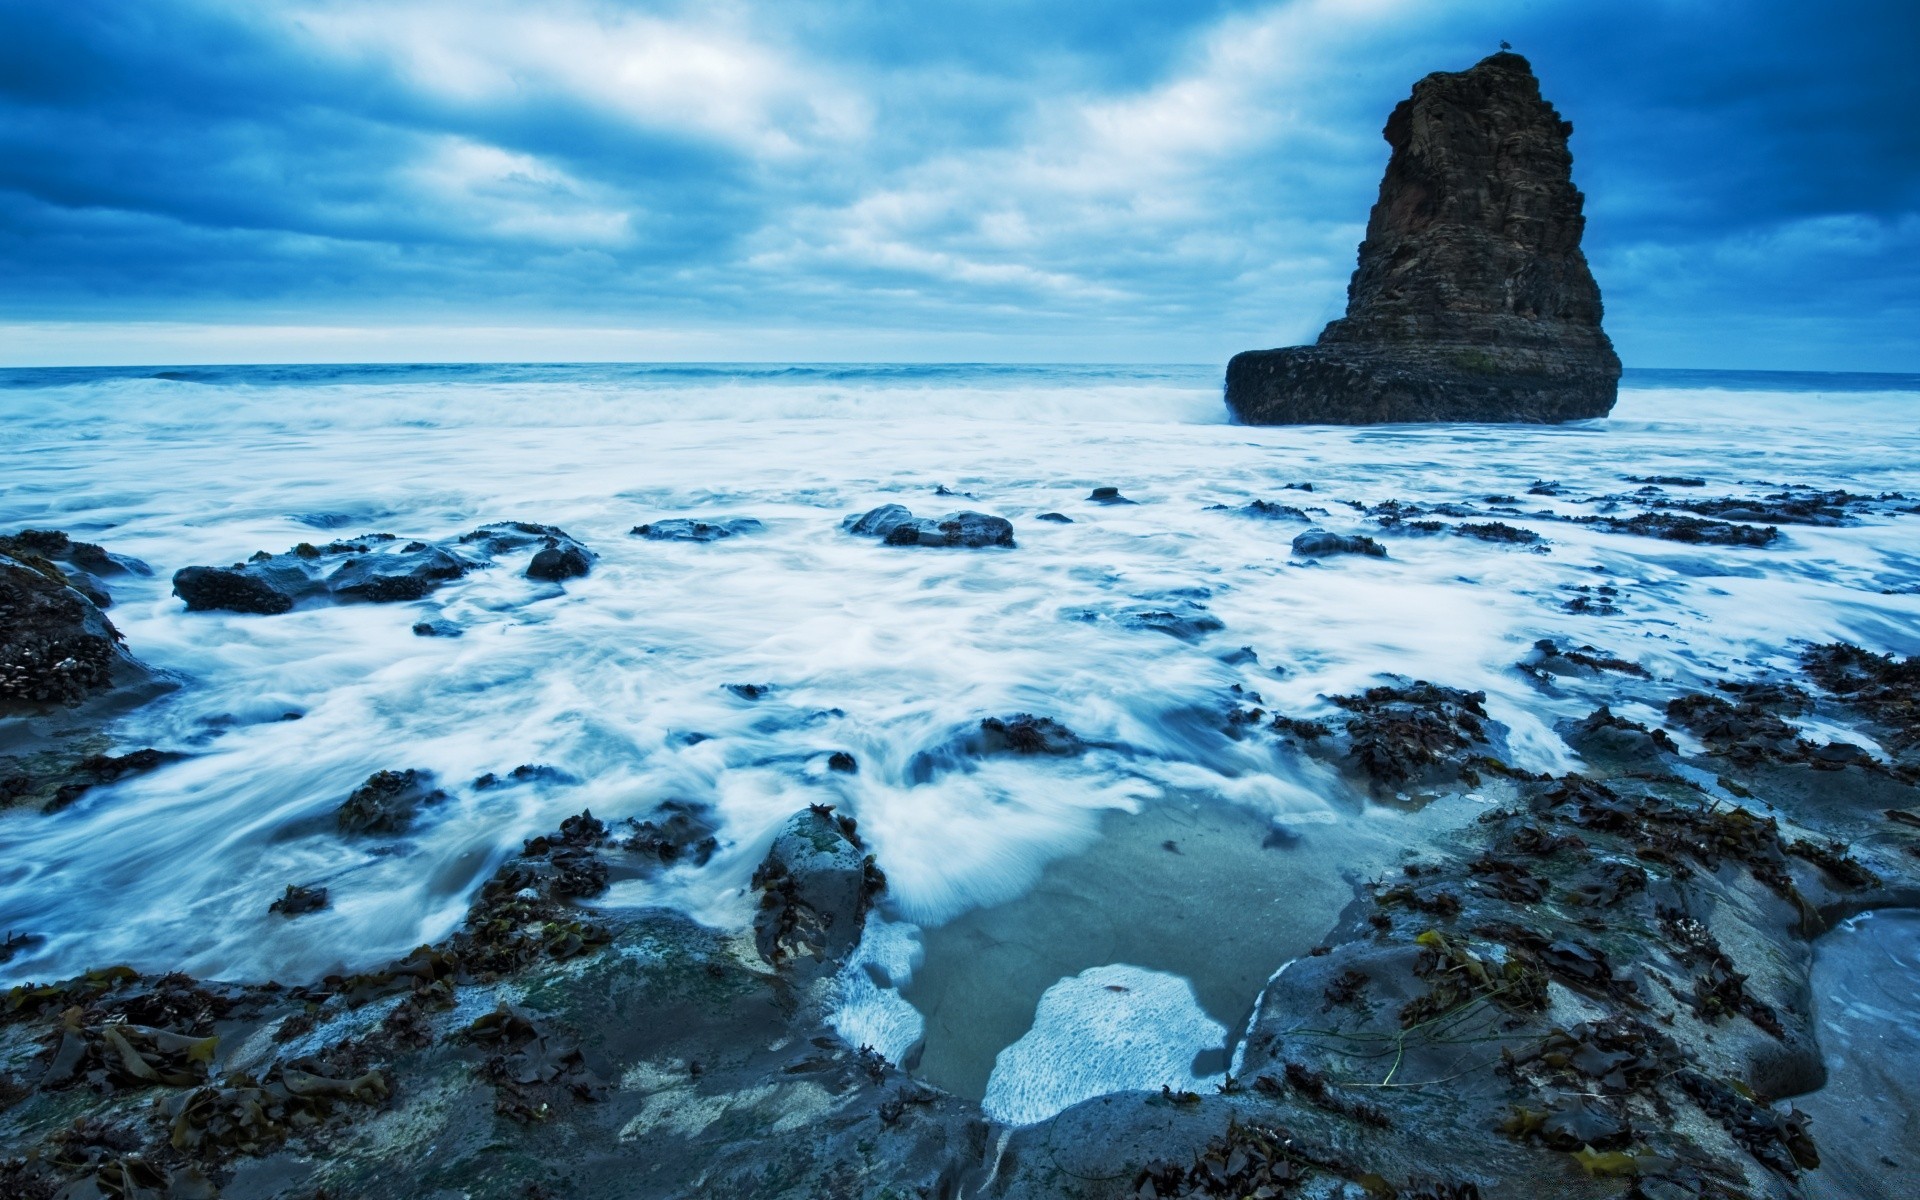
[1226,52,1621,424]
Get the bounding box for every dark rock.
[826,751,858,773]
[526,541,592,582]
[410,620,462,638]
[1329,680,1492,788]
[1292,529,1388,558]
[1086,486,1135,505]
[751,807,882,968]
[174,535,467,613]
[1456,521,1543,545]
[2,529,150,609]
[725,682,772,701]
[1629,475,1707,488]
[1226,53,1619,424]
[629,518,764,542]
[473,764,577,790]
[1578,511,1778,546]
[1065,602,1226,641]
[2,744,181,813]
[1209,499,1312,521]
[175,523,594,614]
[843,504,1015,549]
[623,800,721,870]
[1,548,143,707]
[336,769,448,835]
[975,714,1086,757]
[268,885,329,917]
[460,522,595,582]
[1034,512,1073,524]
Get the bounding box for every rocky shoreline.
[4,486,1919,1198]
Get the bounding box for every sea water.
[2,363,1917,1118]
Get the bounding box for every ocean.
[3,362,1918,1117]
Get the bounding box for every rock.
[1291,529,1388,558]
[1,548,144,707]
[1034,512,1073,523]
[974,714,1086,757]
[335,769,448,835]
[1208,499,1311,521]
[1226,52,1620,424]
[1,744,181,813]
[526,541,591,582]
[174,535,469,613]
[1086,486,1135,505]
[2,529,151,609]
[622,799,721,870]
[410,619,462,638]
[751,806,883,968]
[826,751,858,773]
[630,518,764,542]
[268,884,329,916]
[459,521,595,582]
[843,504,1015,549]
[173,523,595,614]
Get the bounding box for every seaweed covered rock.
[843,504,1014,549]
[1,528,151,609]
[751,806,884,968]
[0,548,143,708]
[1226,53,1619,425]
[1319,680,1495,789]
[335,768,448,835]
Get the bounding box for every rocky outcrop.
[0,538,153,709]
[1226,52,1620,424]
[172,523,594,614]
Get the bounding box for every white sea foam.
[830,916,926,1065]
[981,963,1227,1126]
[1,365,1917,992]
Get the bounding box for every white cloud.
[406,135,633,244]
[287,0,869,160]
[746,0,1435,305]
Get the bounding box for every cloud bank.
[2,0,1915,367]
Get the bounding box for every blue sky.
[2,0,1915,368]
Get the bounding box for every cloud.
[0,0,1915,366]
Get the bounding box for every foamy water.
[3,363,1918,1110]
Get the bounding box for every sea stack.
[1226,52,1620,424]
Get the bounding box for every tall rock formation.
[1225,52,1620,424]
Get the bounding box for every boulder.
[751,806,883,968]
[843,504,1015,549]
[1,549,142,707]
[1226,52,1620,424]
[1291,529,1388,558]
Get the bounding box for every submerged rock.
[1226,52,1620,425]
[335,768,449,835]
[630,517,764,542]
[843,504,1015,549]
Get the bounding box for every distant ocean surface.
[4,361,1918,1111]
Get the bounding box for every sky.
[1,0,1916,369]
